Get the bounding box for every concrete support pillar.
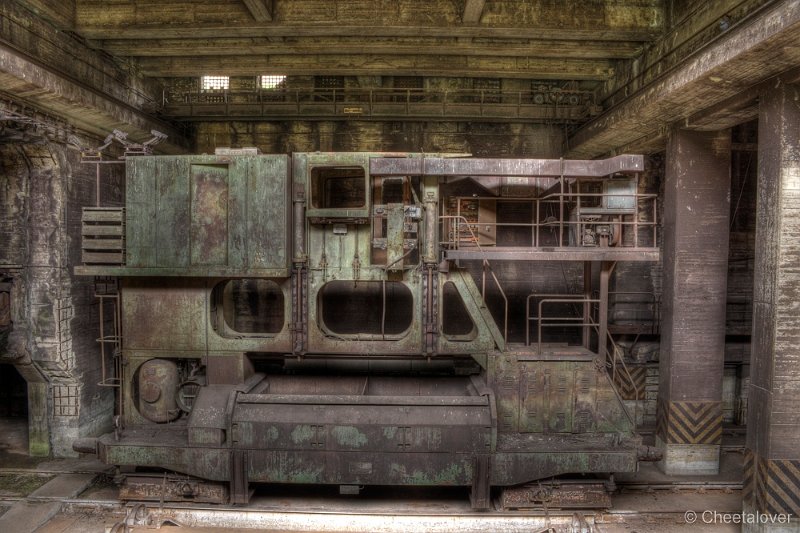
[14,363,50,456]
[743,82,800,529]
[657,128,731,475]
[317,121,336,152]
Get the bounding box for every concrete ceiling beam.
[0,2,187,152]
[134,54,616,80]
[0,45,187,154]
[89,37,642,60]
[566,0,800,158]
[242,0,272,22]
[462,0,486,24]
[74,0,662,41]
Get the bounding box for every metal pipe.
[95,162,100,206]
[559,160,564,246]
[425,265,435,354]
[423,177,438,263]
[583,261,592,348]
[381,276,390,339]
[293,185,306,263]
[598,261,616,363]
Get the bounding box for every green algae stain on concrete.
[332,426,368,448]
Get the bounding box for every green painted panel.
[155,158,190,268]
[126,157,157,267]
[227,158,248,269]
[191,164,229,266]
[123,155,289,276]
[544,364,575,433]
[520,366,544,433]
[248,156,288,269]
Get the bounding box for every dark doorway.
[0,364,28,454]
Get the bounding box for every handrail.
[447,191,659,250]
[525,293,594,347]
[163,87,596,122]
[601,328,640,426]
[172,87,594,105]
[534,298,600,353]
[440,215,508,342]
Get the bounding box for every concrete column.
[657,128,731,475]
[743,82,800,530]
[317,121,336,152]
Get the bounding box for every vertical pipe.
[95,163,101,206]
[559,169,564,247]
[481,261,486,299]
[293,186,306,263]
[582,261,592,349]
[426,265,434,354]
[634,173,640,248]
[99,293,106,382]
[423,176,438,264]
[598,261,615,360]
[381,279,386,339]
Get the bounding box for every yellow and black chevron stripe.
[743,449,755,502]
[657,400,722,445]
[612,366,647,400]
[745,454,800,517]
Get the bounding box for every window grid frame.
[201,75,230,91]
[260,75,286,90]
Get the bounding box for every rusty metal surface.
[122,154,290,276]
[500,481,612,510]
[445,247,659,262]
[370,154,644,177]
[119,474,229,504]
[74,151,661,508]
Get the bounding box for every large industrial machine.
[74,150,661,509]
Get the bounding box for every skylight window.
[260,75,286,90]
[202,76,229,90]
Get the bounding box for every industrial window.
[260,75,286,90]
[310,166,366,209]
[441,282,475,338]
[201,76,229,91]
[213,279,284,335]
[393,76,423,90]
[314,76,345,89]
[320,281,413,336]
[314,76,344,102]
[392,76,423,102]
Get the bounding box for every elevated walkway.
[445,246,660,262]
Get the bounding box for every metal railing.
[440,215,508,342]
[524,293,640,424]
[162,88,595,121]
[525,294,597,349]
[444,190,658,250]
[602,328,640,425]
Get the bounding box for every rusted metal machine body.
[75,151,660,508]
